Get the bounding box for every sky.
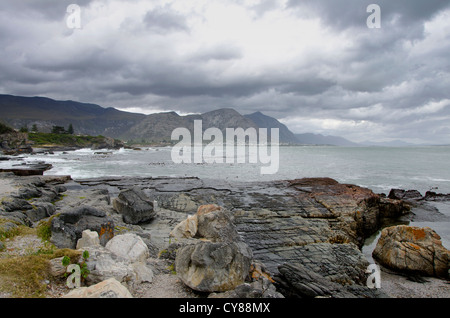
[0,0,449,144]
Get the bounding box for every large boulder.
[83,245,137,285]
[373,225,450,278]
[175,241,253,292]
[113,187,156,225]
[170,204,239,243]
[173,204,254,292]
[105,233,149,263]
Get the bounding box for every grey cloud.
[288,0,450,31]
[0,0,449,144]
[188,44,243,62]
[143,5,189,33]
[0,0,95,21]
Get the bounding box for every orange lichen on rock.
[406,242,422,251]
[406,226,427,240]
[249,264,275,283]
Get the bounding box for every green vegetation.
[0,247,81,297]
[0,217,33,241]
[0,222,82,298]
[50,124,74,135]
[62,250,90,280]
[28,132,106,147]
[0,122,14,134]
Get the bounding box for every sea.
[2,145,450,252]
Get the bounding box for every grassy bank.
[28,132,107,147]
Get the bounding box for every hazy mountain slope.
[295,133,359,146]
[0,94,145,138]
[1,94,360,146]
[245,111,299,144]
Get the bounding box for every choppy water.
[7,145,450,195]
[2,145,450,250]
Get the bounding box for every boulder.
[169,204,239,242]
[113,187,156,225]
[105,233,149,263]
[83,241,153,286]
[173,204,254,293]
[83,245,136,285]
[388,189,423,201]
[175,241,253,292]
[373,225,450,278]
[63,278,133,298]
[170,214,198,240]
[50,205,114,249]
[196,206,240,243]
[48,257,68,277]
[76,229,101,249]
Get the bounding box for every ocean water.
[15,145,450,195]
[2,145,450,250]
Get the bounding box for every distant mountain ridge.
[244,111,299,144]
[0,94,361,146]
[0,94,145,138]
[295,133,359,147]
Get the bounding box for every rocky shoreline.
[0,172,449,298]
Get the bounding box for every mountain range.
[0,94,404,146]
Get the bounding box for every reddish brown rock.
[373,225,450,278]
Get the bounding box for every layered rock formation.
[77,175,409,298]
[3,172,426,298]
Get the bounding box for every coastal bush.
[27,132,106,147]
[62,250,90,282]
[0,122,14,134]
[28,132,102,146]
[36,220,52,242]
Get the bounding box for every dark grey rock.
[274,262,387,298]
[0,210,31,226]
[113,187,156,225]
[24,202,56,222]
[2,198,33,212]
[196,208,240,243]
[50,205,113,249]
[175,241,253,292]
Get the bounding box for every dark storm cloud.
[0,0,449,144]
[288,0,450,31]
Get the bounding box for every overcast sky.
[0,0,449,144]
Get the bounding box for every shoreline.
[1,172,449,298]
